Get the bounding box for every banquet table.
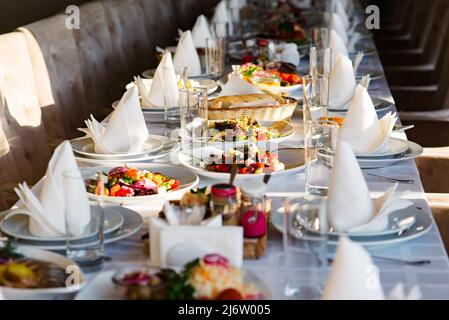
[93,36,449,300]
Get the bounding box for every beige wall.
[0,0,91,33]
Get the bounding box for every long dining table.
[92,30,449,300]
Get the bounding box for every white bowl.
[1,247,86,300]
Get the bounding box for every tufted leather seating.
[0,0,218,210]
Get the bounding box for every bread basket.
[208,96,298,121]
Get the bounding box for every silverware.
[327,255,430,266]
[364,172,414,184]
[263,173,272,185]
[393,124,415,132]
[229,165,238,185]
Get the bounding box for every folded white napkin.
[219,74,263,96]
[330,13,348,44]
[333,0,350,30]
[0,288,3,300]
[149,216,243,267]
[388,283,422,300]
[322,237,385,300]
[339,85,398,154]
[328,141,413,233]
[329,53,356,110]
[173,30,202,77]
[192,15,213,48]
[148,52,179,108]
[279,43,300,66]
[10,141,90,237]
[213,0,233,36]
[133,76,153,109]
[329,30,349,65]
[80,86,149,154]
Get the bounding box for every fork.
[364,172,415,184]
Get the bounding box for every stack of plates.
[0,206,144,251]
[355,138,424,169]
[272,205,432,246]
[71,134,180,164]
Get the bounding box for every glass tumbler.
[269,196,328,300]
[304,119,338,195]
[179,87,208,160]
[162,66,188,129]
[206,38,226,77]
[302,75,329,135]
[310,47,332,76]
[63,169,105,271]
[311,27,329,48]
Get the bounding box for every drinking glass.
[269,196,328,300]
[212,22,230,39]
[310,47,332,76]
[304,119,338,195]
[302,75,329,134]
[162,66,187,128]
[311,27,329,48]
[63,169,105,271]
[179,87,208,159]
[206,38,226,77]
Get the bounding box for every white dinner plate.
[355,138,410,158]
[178,146,306,182]
[208,120,296,149]
[10,206,144,251]
[71,136,163,160]
[328,97,391,113]
[271,206,432,246]
[0,206,124,242]
[75,268,272,300]
[357,140,424,169]
[1,247,86,300]
[81,163,199,205]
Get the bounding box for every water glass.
[162,66,187,128]
[179,87,208,157]
[302,75,329,134]
[310,47,332,76]
[212,22,230,39]
[270,196,328,300]
[63,170,105,271]
[206,38,226,77]
[311,27,329,48]
[305,119,338,195]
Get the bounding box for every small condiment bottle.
[239,180,267,238]
[210,183,240,226]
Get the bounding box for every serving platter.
[178,147,306,181]
[75,268,272,300]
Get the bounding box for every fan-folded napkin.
[219,74,263,97]
[192,15,213,48]
[339,85,398,154]
[10,141,90,237]
[329,53,356,110]
[328,141,412,232]
[80,86,149,154]
[322,237,385,300]
[329,30,349,65]
[173,31,202,77]
[148,52,179,108]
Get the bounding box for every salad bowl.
[80,163,199,205]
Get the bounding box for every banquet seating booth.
[0,0,217,210]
